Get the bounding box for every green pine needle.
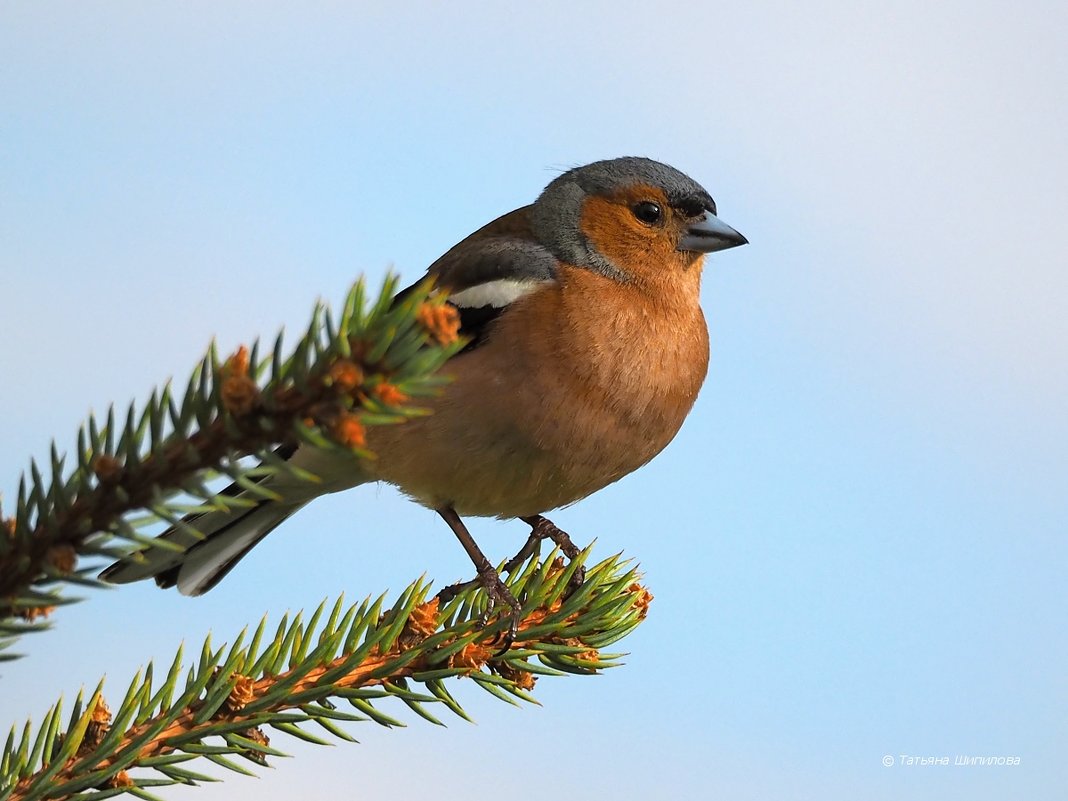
[1,549,650,801]
[0,276,465,646]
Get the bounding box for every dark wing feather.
[395,206,558,348]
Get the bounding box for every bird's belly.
[371,419,666,518]
[366,356,697,518]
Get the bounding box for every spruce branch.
[0,276,463,645]
[1,548,653,801]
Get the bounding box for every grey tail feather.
[151,502,298,595]
[99,443,304,594]
[99,497,305,596]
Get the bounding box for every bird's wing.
[396,206,558,348]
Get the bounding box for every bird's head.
[529,156,747,285]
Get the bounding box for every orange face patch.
[578,184,699,283]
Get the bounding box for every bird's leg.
[435,507,522,653]
[445,515,585,599]
[518,514,586,593]
[498,524,548,575]
[435,516,565,609]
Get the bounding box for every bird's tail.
[102,443,371,594]
[100,497,308,596]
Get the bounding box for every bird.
[101,156,747,639]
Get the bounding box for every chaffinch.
[103,156,747,638]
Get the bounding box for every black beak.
[678,212,748,253]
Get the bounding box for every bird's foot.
[436,506,523,655]
[433,563,521,645]
[436,568,522,655]
[518,514,586,595]
[475,564,523,655]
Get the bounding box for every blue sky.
[2,3,1065,799]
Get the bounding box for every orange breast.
[366,265,709,517]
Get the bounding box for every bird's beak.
[678,213,748,253]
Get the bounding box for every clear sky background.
[2,3,1065,799]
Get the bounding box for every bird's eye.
[632,201,662,225]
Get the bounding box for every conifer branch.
[1,548,653,801]
[0,276,463,649]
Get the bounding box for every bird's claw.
[436,567,521,656]
[435,577,477,605]
[475,565,522,656]
[520,514,586,598]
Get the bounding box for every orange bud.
[512,671,536,691]
[328,359,364,391]
[493,661,537,691]
[416,303,461,346]
[91,697,112,725]
[522,598,563,629]
[545,556,566,579]
[219,344,259,414]
[243,726,270,747]
[405,598,441,639]
[373,383,409,406]
[331,413,366,449]
[451,642,493,671]
[577,648,601,664]
[16,605,56,622]
[239,726,271,766]
[47,544,77,574]
[109,770,134,789]
[92,455,122,483]
[226,673,257,712]
[224,345,250,377]
[221,374,259,415]
[627,583,654,619]
[77,697,112,756]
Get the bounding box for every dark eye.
[632,201,662,225]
